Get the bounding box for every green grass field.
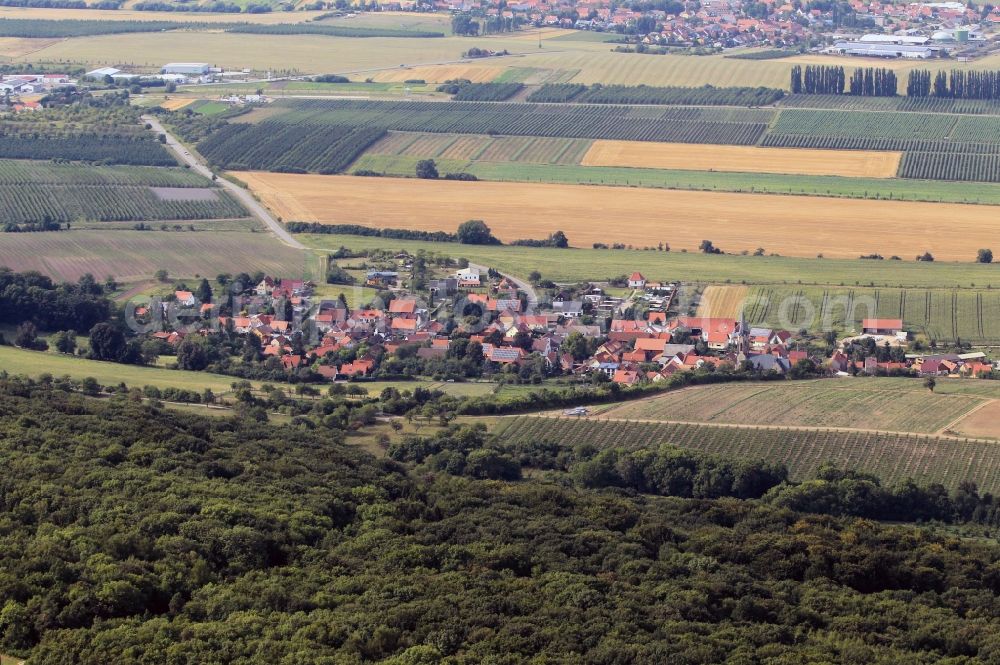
[492,412,1000,491]
[300,233,1000,289]
[865,376,1000,398]
[191,101,230,116]
[600,380,984,433]
[0,345,265,394]
[0,346,508,398]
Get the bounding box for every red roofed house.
[919,359,951,376]
[315,365,338,381]
[961,361,993,377]
[339,358,375,377]
[391,317,420,333]
[862,319,903,336]
[389,299,418,315]
[613,369,641,385]
[635,337,668,353]
[628,272,647,289]
[488,347,527,365]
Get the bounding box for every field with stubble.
[581,141,902,178]
[0,230,312,282]
[238,172,1000,261]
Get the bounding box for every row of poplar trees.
[790,65,897,97]
[907,69,1000,99]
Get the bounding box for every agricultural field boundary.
[299,233,1000,289]
[239,172,1000,261]
[518,413,997,444]
[492,413,1000,491]
[596,380,985,433]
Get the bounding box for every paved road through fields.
[142,114,305,250]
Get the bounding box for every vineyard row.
[493,416,1000,492]
[0,184,248,225]
[0,159,209,187]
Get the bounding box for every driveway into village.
[470,263,538,311]
[142,114,306,250]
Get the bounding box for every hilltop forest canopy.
[6,382,1000,662]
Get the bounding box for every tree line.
[0,268,111,331]
[397,423,1000,529]
[791,64,897,97]
[908,68,1000,99]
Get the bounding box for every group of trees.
[908,68,1000,99]
[451,14,480,36]
[791,64,845,95]
[0,128,175,166]
[456,219,501,245]
[791,65,897,97]
[413,158,478,182]
[0,269,111,331]
[510,230,569,248]
[285,222,458,243]
[396,422,1000,529]
[848,66,898,97]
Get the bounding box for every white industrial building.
[86,67,121,79]
[858,33,931,45]
[162,63,210,75]
[826,41,936,58]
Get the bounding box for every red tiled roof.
[862,318,903,329]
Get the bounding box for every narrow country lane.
[141,114,306,250]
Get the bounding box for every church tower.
[736,308,750,362]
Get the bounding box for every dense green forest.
[0,269,111,330]
[5,381,1000,663]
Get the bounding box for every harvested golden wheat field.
[159,97,197,111]
[581,141,903,179]
[0,36,59,58]
[697,285,749,318]
[951,401,1000,439]
[236,172,1000,260]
